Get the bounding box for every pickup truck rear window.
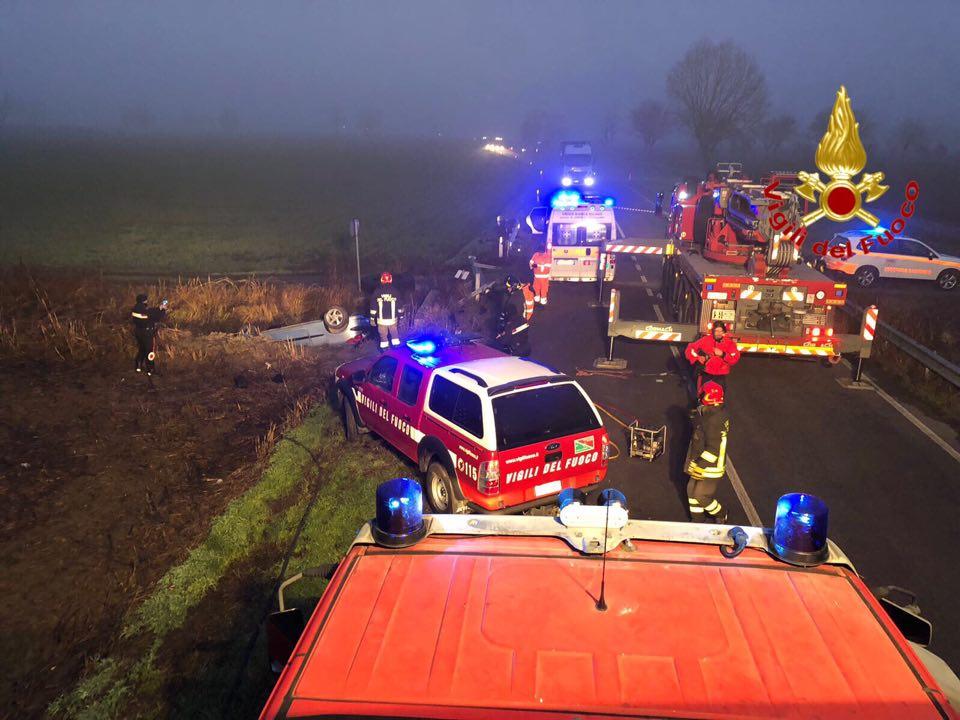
[492,384,600,451]
[429,375,483,439]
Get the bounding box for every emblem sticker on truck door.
[574,437,595,454]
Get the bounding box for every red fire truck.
[260,479,960,719]
[612,164,867,361]
[334,336,610,514]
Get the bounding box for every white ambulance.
[546,199,618,283]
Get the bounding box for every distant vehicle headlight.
[584,176,596,187]
[561,176,573,187]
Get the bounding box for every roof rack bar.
[449,368,488,388]
[487,375,569,397]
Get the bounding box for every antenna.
[596,498,610,612]
[595,488,625,612]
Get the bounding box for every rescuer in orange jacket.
[685,381,729,524]
[529,245,552,306]
[684,321,740,392]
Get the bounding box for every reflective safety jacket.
[529,250,552,279]
[370,285,398,326]
[684,335,741,376]
[131,303,165,333]
[521,283,535,321]
[684,405,729,480]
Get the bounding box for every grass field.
[0,133,525,274]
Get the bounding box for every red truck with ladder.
[602,164,875,364]
[260,479,960,719]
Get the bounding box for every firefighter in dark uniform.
[370,272,401,351]
[684,381,729,523]
[496,275,531,357]
[131,293,168,375]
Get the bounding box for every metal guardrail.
[843,300,960,388]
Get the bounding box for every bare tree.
[601,112,619,142]
[892,117,929,155]
[757,113,797,153]
[631,99,671,148]
[666,39,768,162]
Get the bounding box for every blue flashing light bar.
[406,338,438,356]
[603,196,615,207]
[550,189,583,209]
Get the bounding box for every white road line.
[841,359,960,465]
[643,276,764,526]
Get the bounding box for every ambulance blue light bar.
[550,189,583,209]
[372,478,426,548]
[772,492,829,566]
[603,196,615,207]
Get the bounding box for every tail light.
[478,460,500,495]
[811,327,821,337]
[826,328,834,337]
[601,435,612,466]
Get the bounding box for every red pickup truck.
[334,336,610,513]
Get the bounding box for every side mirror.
[928,252,937,260]
[875,586,933,646]
[526,207,549,235]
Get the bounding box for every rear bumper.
[466,469,606,515]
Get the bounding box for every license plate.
[534,480,562,497]
[712,309,736,322]
[556,258,577,266]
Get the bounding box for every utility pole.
[351,218,361,293]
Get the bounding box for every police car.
[334,336,610,514]
[820,231,960,290]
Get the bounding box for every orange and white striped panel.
[781,287,805,302]
[608,289,619,325]
[739,286,762,300]
[633,329,682,342]
[606,244,663,254]
[862,305,878,342]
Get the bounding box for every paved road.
[521,181,960,670]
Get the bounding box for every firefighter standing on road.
[684,321,740,393]
[370,272,401,351]
[529,244,551,306]
[131,293,168,375]
[685,381,729,524]
[497,275,531,357]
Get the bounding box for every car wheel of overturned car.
[936,269,959,291]
[854,266,878,288]
[323,306,349,333]
[425,461,457,513]
[340,392,358,441]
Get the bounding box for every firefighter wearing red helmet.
[684,381,729,524]
[684,321,740,393]
[370,272,401,351]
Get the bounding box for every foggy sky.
[1,0,958,139]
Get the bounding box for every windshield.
[492,383,600,450]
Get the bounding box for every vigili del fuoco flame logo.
[796,86,888,226]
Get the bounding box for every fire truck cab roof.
[260,506,959,720]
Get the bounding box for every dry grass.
[0,269,353,362]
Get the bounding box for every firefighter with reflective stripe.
[684,321,740,393]
[497,275,531,357]
[520,281,535,321]
[529,244,551,306]
[685,381,729,524]
[370,272,401,351]
[131,293,167,375]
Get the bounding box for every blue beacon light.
[406,338,438,356]
[603,196,615,207]
[772,492,830,566]
[372,478,427,548]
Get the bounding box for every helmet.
[380,272,393,284]
[504,274,520,290]
[700,381,725,406]
[136,293,148,303]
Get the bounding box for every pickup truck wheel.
[425,461,457,513]
[936,269,959,291]
[340,392,358,441]
[323,306,349,334]
[854,266,879,288]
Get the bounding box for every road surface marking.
[648,298,764,527]
[841,359,960,465]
